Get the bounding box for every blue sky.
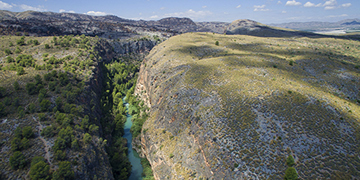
[0,0,358,23]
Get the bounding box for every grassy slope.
[140,32,360,179]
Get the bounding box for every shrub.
[54,150,66,161]
[286,155,295,167]
[284,167,298,180]
[22,126,34,139]
[0,86,6,98]
[11,137,22,151]
[14,126,22,138]
[4,48,12,55]
[18,106,25,118]
[52,161,74,180]
[14,46,21,53]
[16,66,25,75]
[0,102,5,117]
[40,99,51,112]
[215,41,219,46]
[41,126,55,138]
[71,139,79,150]
[44,44,50,49]
[28,103,36,113]
[6,56,14,63]
[21,138,30,149]
[35,74,43,85]
[12,97,20,107]
[83,133,91,144]
[16,36,25,46]
[13,81,20,90]
[29,161,51,180]
[10,151,27,169]
[33,40,40,46]
[31,156,45,167]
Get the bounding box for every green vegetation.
[9,151,27,169]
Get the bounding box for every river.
[122,97,143,180]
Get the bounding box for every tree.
[29,161,51,180]
[21,138,30,149]
[215,41,219,46]
[22,126,34,139]
[284,167,298,180]
[11,137,22,151]
[13,81,20,90]
[286,155,295,167]
[9,151,27,169]
[0,86,6,98]
[44,44,50,49]
[54,150,66,161]
[16,66,25,75]
[33,39,40,46]
[0,102,5,117]
[31,156,45,167]
[7,56,14,63]
[52,161,74,180]
[4,48,12,55]
[16,36,25,46]
[40,99,51,112]
[83,133,91,144]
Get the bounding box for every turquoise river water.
[123,97,143,180]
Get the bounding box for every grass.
[138,32,360,179]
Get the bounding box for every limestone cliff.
[135,32,360,179]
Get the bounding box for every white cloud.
[324,6,336,10]
[285,0,302,6]
[85,11,108,16]
[341,3,351,7]
[236,5,241,8]
[60,9,75,13]
[304,2,322,7]
[202,5,207,8]
[327,14,348,18]
[19,4,46,11]
[282,11,287,13]
[164,9,212,20]
[0,1,12,9]
[323,0,337,6]
[160,7,165,10]
[277,1,282,4]
[149,15,159,19]
[254,5,269,11]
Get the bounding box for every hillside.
[135,32,360,179]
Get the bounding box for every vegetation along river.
[123,97,143,180]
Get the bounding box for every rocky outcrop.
[135,32,360,179]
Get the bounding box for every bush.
[31,156,45,167]
[29,161,51,180]
[14,126,22,138]
[0,86,6,98]
[54,150,66,161]
[26,83,38,95]
[12,97,20,107]
[33,40,40,46]
[11,137,21,151]
[28,103,36,113]
[0,102,5,117]
[41,126,55,138]
[13,81,20,90]
[9,151,27,169]
[22,126,34,139]
[40,99,51,112]
[21,138,30,149]
[44,44,50,49]
[52,161,74,180]
[6,56,14,63]
[16,36,25,46]
[14,46,21,53]
[286,155,295,167]
[215,41,219,46]
[83,133,91,144]
[4,48,12,55]
[284,167,298,180]
[38,113,46,121]
[16,66,25,75]
[35,74,43,85]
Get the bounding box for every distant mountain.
[0,10,229,38]
[270,19,360,31]
[225,19,321,37]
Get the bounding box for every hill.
[225,19,323,37]
[135,32,360,179]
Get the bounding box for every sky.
[0,0,359,24]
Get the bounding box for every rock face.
[135,32,360,179]
[224,19,319,37]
